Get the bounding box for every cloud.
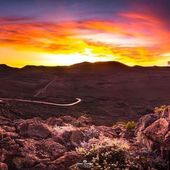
[0,16,36,24]
[0,11,170,66]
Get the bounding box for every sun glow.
[42,52,113,66]
[1,11,170,67]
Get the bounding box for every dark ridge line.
[0,61,170,71]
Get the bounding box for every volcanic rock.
[46,117,63,126]
[60,115,76,124]
[70,130,84,146]
[50,151,83,170]
[0,162,8,170]
[136,106,170,159]
[17,118,51,138]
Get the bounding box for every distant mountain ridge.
[0,64,17,72]
[0,61,170,125]
[0,61,170,72]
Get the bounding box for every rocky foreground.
[0,102,169,170]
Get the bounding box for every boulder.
[70,130,84,146]
[136,106,170,159]
[50,151,83,170]
[17,118,51,138]
[11,138,66,169]
[0,162,8,170]
[136,113,158,133]
[13,156,36,169]
[19,139,66,161]
[144,118,169,143]
[37,139,66,160]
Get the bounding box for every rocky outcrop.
[0,114,98,169]
[0,105,169,169]
[50,151,83,170]
[136,106,170,159]
[16,118,51,139]
[11,139,66,169]
[0,162,8,170]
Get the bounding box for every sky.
[0,0,170,67]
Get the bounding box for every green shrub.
[73,138,153,170]
[154,105,167,114]
[125,121,136,130]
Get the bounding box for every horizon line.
[0,61,170,69]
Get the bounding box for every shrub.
[154,105,167,114]
[72,132,168,170]
[73,136,155,170]
[125,121,136,130]
[74,136,130,169]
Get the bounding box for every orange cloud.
[0,12,170,67]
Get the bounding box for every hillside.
[0,102,169,169]
[0,61,170,124]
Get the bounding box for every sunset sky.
[0,0,170,67]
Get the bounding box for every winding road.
[0,97,82,107]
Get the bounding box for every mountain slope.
[0,61,170,124]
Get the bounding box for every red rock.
[5,132,18,139]
[11,138,66,169]
[76,116,93,126]
[97,126,115,138]
[51,151,83,170]
[17,118,51,138]
[0,116,11,125]
[13,157,26,169]
[52,133,65,145]
[136,114,158,133]
[83,126,100,140]
[144,118,169,143]
[0,127,5,138]
[46,117,63,126]
[0,137,20,156]
[38,139,66,160]
[0,126,18,139]
[19,139,66,161]
[112,123,126,137]
[2,126,16,132]
[164,131,170,149]
[122,129,135,139]
[60,130,72,142]
[0,162,8,170]
[70,130,84,146]
[0,149,7,162]
[60,115,76,124]
[27,123,51,139]
[136,108,170,158]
